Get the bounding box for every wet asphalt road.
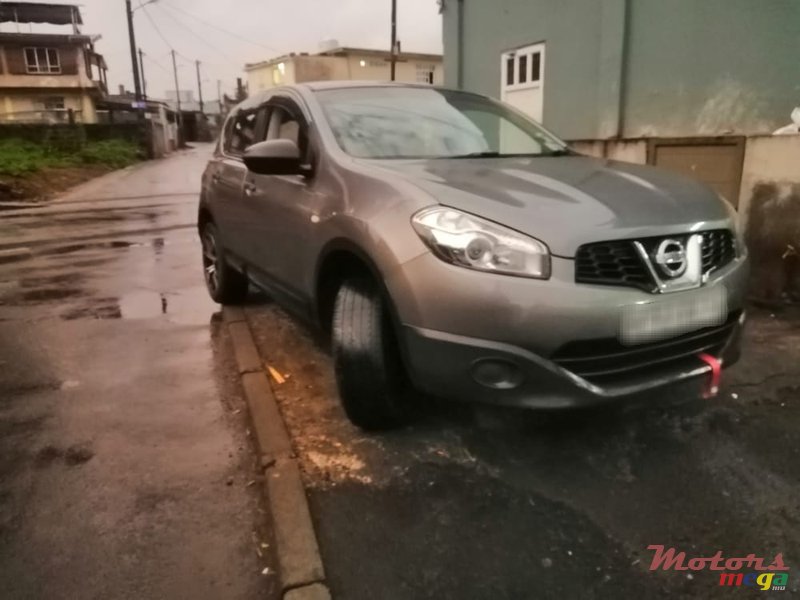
[245,283,800,597]
[0,146,279,600]
[2,145,799,600]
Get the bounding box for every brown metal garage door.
[648,137,745,208]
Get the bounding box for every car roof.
[231,81,487,116]
[299,80,440,91]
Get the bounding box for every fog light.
[470,358,524,390]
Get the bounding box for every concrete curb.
[284,583,332,600]
[228,321,263,374]
[55,161,142,203]
[223,307,330,599]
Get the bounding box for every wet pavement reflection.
[0,146,278,600]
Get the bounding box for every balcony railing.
[0,109,85,124]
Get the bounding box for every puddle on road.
[0,273,87,305]
[61,298,122,320]
[59,287,215,325]
[0,251,32,266]
[118,290,169,319]
[18,288,84,302]
[19,273,84,288]
[41,240,141,256]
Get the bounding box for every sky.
[3,0,443,101]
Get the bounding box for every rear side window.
[225,111,258,155]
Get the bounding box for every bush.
[0,138,140,176]
[0,139,72,176]
[78,139,140,168]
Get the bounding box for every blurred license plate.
[620,286,727,346]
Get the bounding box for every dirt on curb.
[0,165,117,203]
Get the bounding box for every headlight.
[411,207,551,279]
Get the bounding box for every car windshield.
[315,86,569,159]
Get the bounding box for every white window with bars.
[500,42,545,122]
[25,48,61,74]
[415,63,436,84]
[39,97,66,110]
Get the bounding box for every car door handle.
[243,182,257,196]
[211,173,221,184]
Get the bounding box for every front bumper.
[386,253,749,409]
[400,312,744,409]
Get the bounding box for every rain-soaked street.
[1,146,799,599]
[244,297,800,599]
[0,145,279,600]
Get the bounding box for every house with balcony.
[0,2,107,124]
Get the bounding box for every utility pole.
[171,50,183,146]
[195,60,205,115]
[139,48,147,100]
[389,0,397,81]
[124,0,142,100]
[217,80,223,115]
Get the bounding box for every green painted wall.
[622,0,800,137]
[443,0,800,139]
[442,0,615,140]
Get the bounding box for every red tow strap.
[698,353,722,399]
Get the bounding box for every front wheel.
[200,223,248,304]
[331,278,412,430]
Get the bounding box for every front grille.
[701,230,736,273]
[574,230,736,291]
[574,241,654,291]
[551,311,740,387]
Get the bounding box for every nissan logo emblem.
[654,239,688,278]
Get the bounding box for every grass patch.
[0,138,140,177]
[0,139,72,176]
[77,139,140,169]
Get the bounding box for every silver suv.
[199,82,749,430]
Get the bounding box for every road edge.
[223,305,331,600]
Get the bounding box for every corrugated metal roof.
[0,2,83,26]
[0,32,93,44]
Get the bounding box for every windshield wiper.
[446,151,502,159]
[445,149,574,159]
[541,149,574,157]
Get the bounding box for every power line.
[141,51,169,72]
[159,0,279,54]
[150,2,240,68]
[139,6,204,74]
[140,4,173,52]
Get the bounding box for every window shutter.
[60,47,78,75]
[6,46,28,74]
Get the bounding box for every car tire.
[201,223,249,304]
[332,277,411,430]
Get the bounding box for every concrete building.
[164,89,222,142]
[0,3,107,124]
[245,45,443,94]
[97,89,180,158]
[442,0,800,299]
[442,0,799,140]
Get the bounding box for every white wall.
[738,135,800,222]
[569,139,648,164]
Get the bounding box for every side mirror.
[243,139,305,176]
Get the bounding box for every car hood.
[365,155,731,257]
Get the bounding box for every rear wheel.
[201,223,248,304]
[332,277,411,430]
